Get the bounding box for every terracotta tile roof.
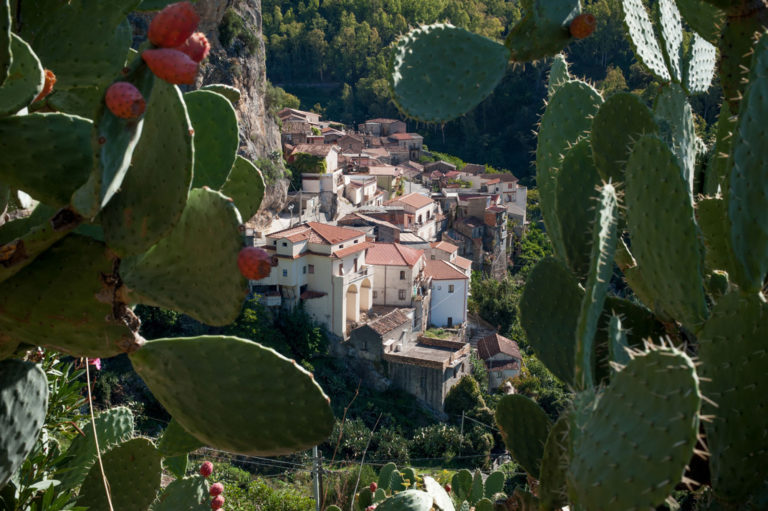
[462,163,485,174]
[290,144,339,157]
[385,192,434,209]
[425,260,469,280]
[367,165,401,176]
[444,171,461,179]
[267,222,364,245]
[368,309,411,335]
[477,333,522,361]
[454,256,472,271]
[389,133,413,140]
[431,241,458,253]
[487,205,507,213]
[366,243,424,267]
[478,173,519,183]
[483,178,501,185]
[332,241,373,258]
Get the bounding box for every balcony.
[341,265,371,285]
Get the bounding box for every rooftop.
[366,118,402,124]
[389,133,414,141]
[290,144,340,157]
[267,222,365,245]
[431,241,458,254]
[425,259,469,281]
[385,192,434,209]
[477,333,522,361]
[454,255,472,271]
[367,243,424,267]
[333,241,373,258]
[368,309,412,335]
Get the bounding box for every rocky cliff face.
[194,0,281,162]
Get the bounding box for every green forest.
[261,0,720,180]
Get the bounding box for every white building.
[425,259,469,328]
[366,243,427,307]
[250,222,373,338]
[477,333,522,389]
[345,175,381,206]
[428,241,473,277]
[384,192,439,240]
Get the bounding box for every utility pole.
[312,446,322,511]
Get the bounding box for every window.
[354,258,358,271]
[282,242,288,247]
[448,284,455,293]
[361,340,368,352]
[430,255,435,260]
[354,239,359,244]
[308,264,314,274]
[447,317,453,327]
[303,266,307,274]
[282,269,288,277]
[338,263,343,275]
[373,291,378,299]
[338,244,344,249]
[398,289,406,300]
[399,270,406,280]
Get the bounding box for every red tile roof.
[267,222,364,245]
[389,133,413,140]
[454,256,472,271]
[332,241,373,258]
[366,243,424,267]
[385,192,434,209]
[290,144,339,157]
[368,309,411,335]
[425,260,469,281]
[431,241,458,253]
[477,333,522,361]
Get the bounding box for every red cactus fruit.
[199,461,214,477]
[210,495,225,509]
[142,49,199,85]
[148,1,200,48]
[237,247,272,280]
[105,82,146,119]
[209,482,224,497]
[176,32,210,63]
[369,482,378,492]
[444,483,451,493]
[33,69,56,103]
[570,13,597,39]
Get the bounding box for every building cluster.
[247,108,527,413]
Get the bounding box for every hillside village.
[245,107,529,414]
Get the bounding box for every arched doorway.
[346,284,359,323]
[360,278,372,311]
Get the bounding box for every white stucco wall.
[429,278,468,327]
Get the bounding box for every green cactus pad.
[390,24,508,123]
[451,469,472,502]
[185,90,239,190]
[31,0,136,94]
[555,139,603,279]
[698,292,768,503]
[77,438,162,511]
[495,394,551,476]
[357,487,373,509]
[620,0,671,81]
[390,470,406,492]
[475,498,493,511]
[654,83,698,197]
[121,188,247,326]
[719,14,763,111]
[151,475,208,511]
[0,235,139,357]
[0,113,92,207]
[220,156,265,222]
[568,346,701,511]
[200,84,241,105]
[591,92,658,184]
[0,34,43,116]
[423,476,454,511]
[484,471,504,498]
[376,490,432,511]
[674,0,724,45]
[706,102,735,196]
[163,454,188,479]
[402,466,417,488]
[0,0,10,86]
[696,197,736,273]
[625,135,708,330]
[728,34,768,292]
[547,54,570,98]
[101,81,194,257]
[0,359,48,490]
[519,257,583,385]
[574,184,618,389]
[607,314,630,368]
[129,335,335,455]
[58,406,134,491]
[601,297,665,350]
[0,206,82,285]
[656,0,684,82]
[537,80,603,261]
[374,488,387,502]
[505,0,581,62]
[157,418,204,457]
[684,33,717,93]
[469,470,484,503]
[538,415,569,511]
[378,462,397,490]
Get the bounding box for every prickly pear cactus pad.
[547,54,571,98]
[624,135,708,330]
[470,469,484,503]
[0,113,92,206]
[185,90,239,189]
[520,257,583,385]
[684,33,717,94]
[495,394,551,476]
[698,292,768,504]
[376,489,433,511]
[58,406,135,491]
[654,84,698,196]
[674,0,723,45]
[568,346,701,510]
[0,0,9,86]
[101,80,194,257]
[423,476,454,511]
[0,235,139,358]
[200,83,241,105]
[451,468,472,502]
[157,418,204,457]
[163,454,188,479]
[591,92,658,183]
[536,80,603,261]
[555,139,602,279]
[484,471,504,498]
[0,34,43,116]
[129,336,335,455]
[378,462,397,490]
[151,475,209,511]
[657,0,683,82]
[538,415,569,510]
[505,0,581,62]
[121,188,247,326]
[620,0,671,81]
[728,34,768,292]
[220,156,266,222]
[0,359,48,490]
[77,438,162,511]
[390,24,509,123]
[695,197,736,274]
